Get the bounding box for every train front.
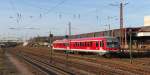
[105,37,120,53]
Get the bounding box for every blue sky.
[0,0,150,39]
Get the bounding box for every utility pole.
[107,16,111,36]
[119,0,129,50]
[129,29,133,64]
[120,0,124,49]
[109,0,128,49]
[104,24,110,36]
[107,16,118,37]
[66,22,71,66]
[69,22,71,38]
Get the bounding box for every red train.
[52,37,120,55]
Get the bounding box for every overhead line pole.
[107,16,111,36]
[120,1,124,49]
[120,0,128,50]
[129,29,133,64]
[66,22,71,67]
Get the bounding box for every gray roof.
[139,26,150,32]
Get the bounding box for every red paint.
[52,37,119,53]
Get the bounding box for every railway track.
[7,47,150,75]
[45,52,150,74]
[15,52,74,75]
[54,52,150,75]
[20,51,145,75]
[21,52,97,75]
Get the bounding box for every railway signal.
[49,32,53,63]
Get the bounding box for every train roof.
[53,36,117,43]
[71,36,117,41]
[53,39,68,43]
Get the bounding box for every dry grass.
[0,48,5,73]
[0,48,19,75]
[9,47,150,75]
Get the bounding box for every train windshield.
[107,38,119,48]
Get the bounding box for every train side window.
[83,42,84,47]
[96,41,99,47]
[90,42,92,47]
[84,42,87,47]
[82,42,84,46]
[81,42,84,46]
[79,42,80,46]
[75,43,77,46]
[73,43,74,47]
[86,42,88,47]
[88,42,91,47]
[81,42,83,46]
[64,43,65,46]
[87,42,89,47]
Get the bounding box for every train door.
[90,41,100,50]
[95,41,99,50]
[100,40,104,50]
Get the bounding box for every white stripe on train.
[53,48,108,53]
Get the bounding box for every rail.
[18,53,74,75]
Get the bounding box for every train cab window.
[100,41,104,47]
[96,42,99,47]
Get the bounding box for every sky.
[0,0,150,40]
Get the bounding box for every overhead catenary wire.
[19,0,104,20]
[43,0,68,16]
[17,0,111,23]
[23,0,68,26]
[8,0,119,36]
[8,0,22,23]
